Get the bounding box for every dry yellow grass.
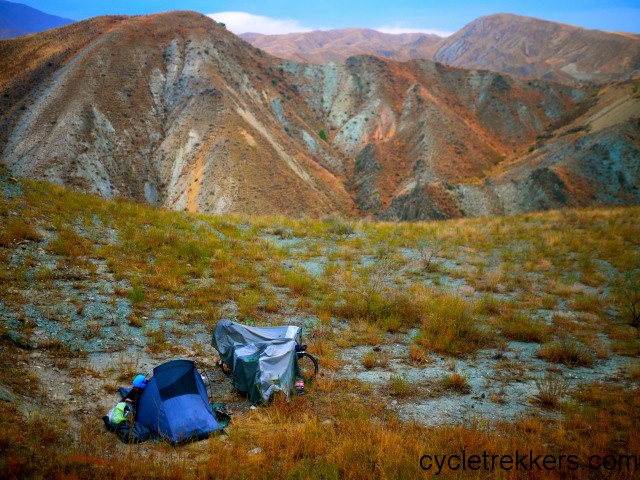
[1,172,640,479]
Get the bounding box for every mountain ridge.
[241,28,442,63]
[1,11,638,220]
[242,13,640,86]
[0,0,74,39]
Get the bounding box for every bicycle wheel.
[297,352,318,384]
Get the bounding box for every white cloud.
[207,12,313,35]
[205,12,453,38]
[376,26,453,37]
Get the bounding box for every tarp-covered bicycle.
[211,320,318,403]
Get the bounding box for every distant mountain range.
[241,28,442,64]
[0,0,73,39]
[242,14,640,86]
[1,11,638,220]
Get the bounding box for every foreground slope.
[1,11,639,220]
[0,171,639,478]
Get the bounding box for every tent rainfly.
[136,359,222,443]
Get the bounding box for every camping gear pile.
[103,359,224,444]
[211,319,304,403]
[103,320,307,444]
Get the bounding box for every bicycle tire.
[297,352,319,384]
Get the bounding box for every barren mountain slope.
[1,11,639,220]
[241,28,442,63]
[434,14,640,85]
[290,56,617,218]
[380,79,640,220]
[0,11,355,217]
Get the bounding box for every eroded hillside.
[0,11,355,217]
[1,11,639,220]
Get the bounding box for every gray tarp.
[232,339,298,403]
[212,319,302,367]
[211,320,302,403]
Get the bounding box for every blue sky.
[14,0,640,35]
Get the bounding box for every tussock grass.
[570,292,604,315]
[416,293,489,355]
[323,214,355,237]
[362,350,377,369]
[0,218,42,247]
[473,294,507,316]
[497,312,552,343]
[268,267,313,297]
[611,336,640,357]
[388,373,415,397]
[442,370,470,393]
[538,338,594,367]
[46,225,93,260]
[533,374,566,409]
[408,343,429,365]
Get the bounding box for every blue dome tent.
[136,359,222,443]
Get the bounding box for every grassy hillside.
[1,165,639,478]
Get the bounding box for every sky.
[12,0,640,36]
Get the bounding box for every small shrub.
[416,240,443,272]
[318,129,327,141]
[615,275,640,328]
[334,260,423,327]
[538,338,594,367]
[324,215,354,237]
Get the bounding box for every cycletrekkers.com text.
[419,450,638,475]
